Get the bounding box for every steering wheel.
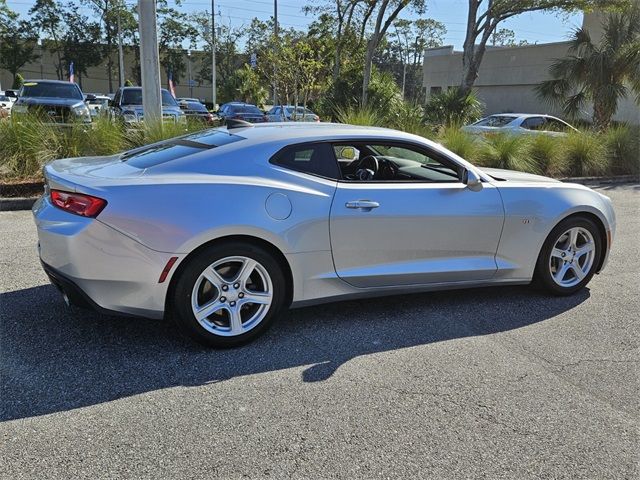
[353,155,379,181]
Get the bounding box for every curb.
[0,196,37,211]
[560,175,639,185]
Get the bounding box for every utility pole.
[273,0,278,106]
[211,0,217,108]
[138,0,162,126]
[117,1,125,87]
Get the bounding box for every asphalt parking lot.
[1,183,638,479]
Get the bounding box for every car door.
[329,141,505,288]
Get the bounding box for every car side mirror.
[463,168,483,191]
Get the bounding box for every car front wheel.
[534,216,602,295]
[172,241,286,347]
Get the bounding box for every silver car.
[33,123,616,347]
[462,113,578,136]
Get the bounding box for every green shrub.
[602,125,639,175]
[526,134,566,176]
[561,130,609,176]
[478,133,539,172]
[424,87,483,127]
[436,126,480,162]
[335,104,382,127]
[386,101,424,134]
[0,116,207,180]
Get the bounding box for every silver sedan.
[33,123,616,347]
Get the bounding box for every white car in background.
[85,94,111,119]
[0,94,13,115]
[266,105,320,122]
[462,114,578,137]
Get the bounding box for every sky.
[6,0,583,50]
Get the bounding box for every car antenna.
[226,118,254,130]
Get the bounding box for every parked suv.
[110,87,186,126]
[11,80,91,125]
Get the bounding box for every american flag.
[168,70,176,98]
[69,62,75,83]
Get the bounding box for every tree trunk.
[362,37,376,106]
[592,98,612,131]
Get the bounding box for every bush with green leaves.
[0,116,208,179]
[602,125,639,175]
[437,126,480,162]
[526,133,566,177]
[477,133,539,173]
[423,87,483,127]
[561,131,609,177]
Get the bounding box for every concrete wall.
[0,46,215,103]
[422,12,639,125]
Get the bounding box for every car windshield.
[20,82,83,100]
[230,105,261,114]
[473,115,517,127]
[87,98,108,105]
[122,89,178,106]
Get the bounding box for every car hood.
[17,97,84,108]
[480,167,560,183]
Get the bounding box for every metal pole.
[138,0,162,126]
[211,0,217,108]
[273,0,278,106]
[117,2,125,87]
[188,50,193,98]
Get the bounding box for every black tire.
[533,216,602,296]
[172,241,286,348]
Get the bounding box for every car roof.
[23,79,78,85]
[489,113,558,119]
[221,122,425,144]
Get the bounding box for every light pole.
[273,0,278,106]
[138,0,162,126]
[117,1,125,87]
[211,0,217,108]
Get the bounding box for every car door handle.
[345,200,380,210]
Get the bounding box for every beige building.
[0,46,213,103]
[422,12,639,125]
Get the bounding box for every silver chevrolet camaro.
[33,122,616,347]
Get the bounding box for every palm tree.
[536,5,640,130]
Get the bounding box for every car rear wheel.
[172,241,286,347]
[534,216,602,295]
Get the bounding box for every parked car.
[266,105,320,122]
[1,89,19,102]
[0,94,13,115]
[462,114,578,136]
[11,80,91,126]
[217,102,267,124]
[177,97,203,104]
[179,100,218,125]
[33,123,615,348]
[110,86,186,126]
[85,94,111,119]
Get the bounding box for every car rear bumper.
[33,195,180,319]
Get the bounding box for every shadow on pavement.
[1,283,589,421]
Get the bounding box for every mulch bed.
[0,179,45,198]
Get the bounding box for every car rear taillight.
[50,190,107,218]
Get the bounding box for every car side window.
[270,142,340,179]
[522,117,545,130]
[544,118,567,132]
[112,90,121,106]
[334,142,461,183]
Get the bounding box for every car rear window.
[122,130,243,168]
[230,105,262,114]
[474,116,517,127]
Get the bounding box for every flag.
[168,70,176,98]
[69,62,75,83]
